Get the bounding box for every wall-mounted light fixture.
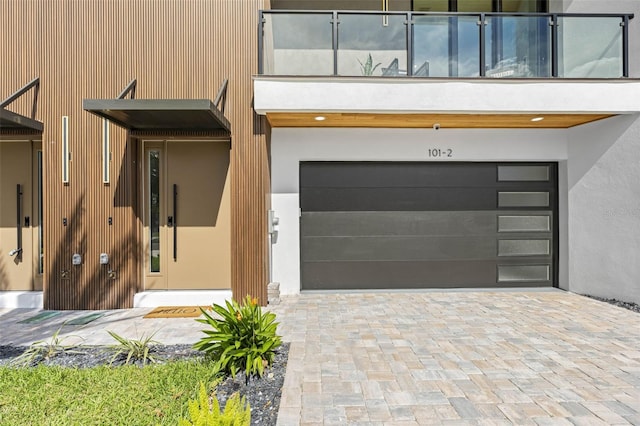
[102,118,110,183]
[314,116,326,121]
[62,115,69,183]
[531,116,544,122]
[382,0,389,26]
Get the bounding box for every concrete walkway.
[1,290,639,425]
[0,307,205,346]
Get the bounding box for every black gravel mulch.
[584,294,640,313]
[0,342,289,426]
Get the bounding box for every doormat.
[66,312,105,326]
[18,310,62,324]
[143,306,211,319]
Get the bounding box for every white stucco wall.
[271,127,569,295]
[567,114,640,304]
[255,79,640,115]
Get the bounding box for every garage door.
[300,162,557,290]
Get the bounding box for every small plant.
[10,325,83,367]
[178,382,250,426]
[193,296,281,378]
[108,330,159,365]
[358,53,381,76]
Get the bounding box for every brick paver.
[267,290,640,425]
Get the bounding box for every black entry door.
[300,162,557,290]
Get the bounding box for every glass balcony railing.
[259,11,633,78]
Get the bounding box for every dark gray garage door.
[300,162,557,290]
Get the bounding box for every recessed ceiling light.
[314,116,326,121]
[531,116,544,122]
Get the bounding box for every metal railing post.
[551,14,558,77]
[479,13,486,77]
[332,11,339,76]
[407,12,413,76]
[258,10,264,75]
[623,15,630,77]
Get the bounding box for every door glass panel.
[498,239,550,256]
[414,0,544,13]
[498,165,549,181]
[498,264,550,281]
[502,0,541,12]
[458,0,492,12]
[413,0,448,11]
[498,191,549,207]
[149,150,161,272]
[498,215,550,232]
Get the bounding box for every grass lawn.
[0,360,218,425]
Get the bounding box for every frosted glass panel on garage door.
[498,215,551,232]
[498,165,549,181]
[498,192,549,207]
[498,239,550,256]
[498,265,550,282]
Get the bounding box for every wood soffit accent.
[265,112,614,129]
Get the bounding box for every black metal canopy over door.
[300,162,558,290]
[82,79,230,134]
[0,78,43,135]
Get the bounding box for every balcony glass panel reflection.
[337,14,407,77]
[413,15,480,77]
[485,16,551,78]
[262,13,333,75]
[558,17,623,78]
[259,11,631,79]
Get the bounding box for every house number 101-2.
[428,148,453,158]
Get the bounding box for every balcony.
[259,11,633,78]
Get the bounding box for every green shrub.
[178,382,250,426]
[193,296,281,378]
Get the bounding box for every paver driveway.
[269,290,640,425]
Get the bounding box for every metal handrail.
[258,10,634,78]
[261,9,634,18]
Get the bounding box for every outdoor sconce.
[62,116,69,183]
[102,119,110,183]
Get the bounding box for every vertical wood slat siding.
[1,0,269,308]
